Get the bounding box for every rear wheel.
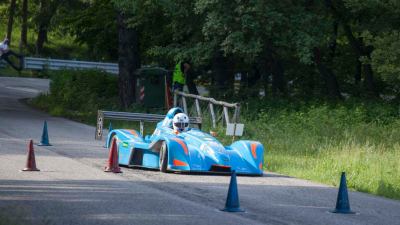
[159,141,168,172]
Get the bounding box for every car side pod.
[22,140,40,171]
[221,170,244,212]
[331,172,355,214]
[104,138,122,173]
[38,121,51,146]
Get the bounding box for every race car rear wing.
[95,110,202,140]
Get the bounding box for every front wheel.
[159,141,168,173]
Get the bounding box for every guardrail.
[3,57,173,75]
[24,57,119,74]
[173,91,240,129]
[95,110,202,140]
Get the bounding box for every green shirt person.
[172,61,191,92]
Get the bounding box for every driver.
[172,113,189,134]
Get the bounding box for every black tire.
[159,141,168,172]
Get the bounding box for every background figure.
[172,61,191,92]
[0,38,23,71]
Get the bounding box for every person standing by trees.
[0,38,23,71]
[172,61,191,92]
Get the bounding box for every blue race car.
[106,107,264,175]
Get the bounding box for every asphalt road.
[0,76,399,225]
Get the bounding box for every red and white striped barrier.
[139,86,145,102]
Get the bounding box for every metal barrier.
[3,57,172,75]
[24,57,119,74]
[95,110,202,140]
[173,91,240,129]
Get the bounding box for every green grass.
[238,101,400,199]
[268,142,400,198]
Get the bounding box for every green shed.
[136,67,171,108]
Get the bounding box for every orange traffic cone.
[104,138,122,173]
[22,140,40,171]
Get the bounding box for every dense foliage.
[1,0,400,100]
[32,70,118,121]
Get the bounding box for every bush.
[31,69,118,123]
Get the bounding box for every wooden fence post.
[209,103,216,128]
[173,92,178,107]
[182,96,188,114]
[223,106,230,126]
[195,99,202,117]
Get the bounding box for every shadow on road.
[1,179,398,225]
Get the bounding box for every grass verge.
[242,101,400,199]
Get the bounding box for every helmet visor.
[174,122,188,130]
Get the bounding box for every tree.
[35,0,61,55]
[1,0,397,100]
[60,0,118,60]
[6,0,16,43]
[325,0,378,96]
[340,0,400,96]
[20,0,28,50]
[117,11,140,108]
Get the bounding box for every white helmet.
[172,113,189,132]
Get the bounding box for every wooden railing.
[173,91,240,129]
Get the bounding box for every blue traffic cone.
[331,172,355,214]
[38,121,51,146]
[108,122,113,132]
[221,170,244,212]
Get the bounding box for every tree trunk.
[326,0,378,96]
[117,11,140,108]
[271,58,286,95]
[363,62,375,94]
[6,0,17,44]
[36,24,48,55]
[264,50,286,96]
[35,0,60,55]
[20,0,28,50]
[355,59,361,84]
[186,69,199,95]
[212,51,228,89]
[211,51,229,98]
[343,26,377,96]
[35,0,48,55]
[248,64,261,88]
[328,21,338,59]
[256,59,270,97]
[313,48,342,99]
